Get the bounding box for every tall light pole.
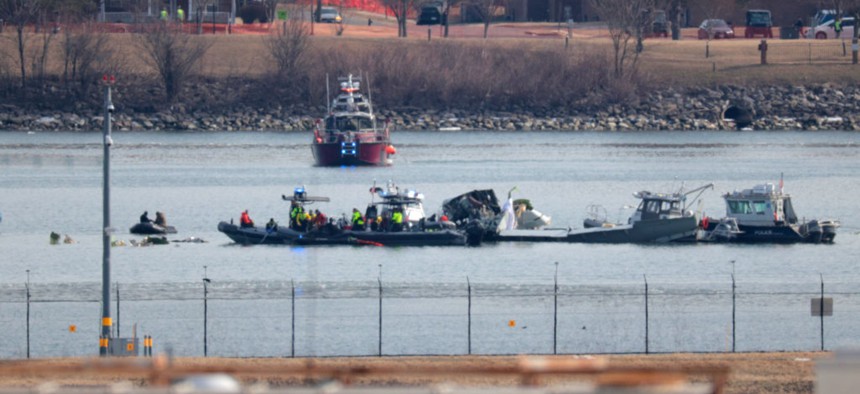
[204,266,210,357]
[26,270,30,359]
[100,74,115,356]
[553,261,559,355]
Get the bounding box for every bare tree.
[442,0,459,37]
[29,16,55,84]
[193,0,213,34]
[262,0,283,23]
[61,21,117,98]
[0,0,43,88]
[659,0,687,40]
[265,14,310,78]
[470,0,505,38]
[590,0,654,78]
[382,0,416,37]
[838,0,860,62]
[135,22,212,101]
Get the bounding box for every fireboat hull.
[312,141,390,166]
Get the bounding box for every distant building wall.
[507,0,597,23]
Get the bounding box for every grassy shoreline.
[2,29,860,131]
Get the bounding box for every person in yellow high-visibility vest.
[352,208,365,231]
[177,6,184,22]
[160,8,168,21]
[290,202,304,230]
[391,209,404,232]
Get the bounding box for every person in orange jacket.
[240,210,254,228]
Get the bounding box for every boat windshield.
[638,199,679,212]
[727,200,752,214]
[752,201,768,215]
[327,116,374,131]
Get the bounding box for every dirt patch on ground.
[0,352,825,393]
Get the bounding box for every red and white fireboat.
[312,74,395,166]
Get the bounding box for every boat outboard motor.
[464,221,486,246]
[366,205,379,231]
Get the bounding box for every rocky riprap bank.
[2,84,860,132]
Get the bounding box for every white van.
[810,17,854,39]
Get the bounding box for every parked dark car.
[651,10,669,37]
[698,19,735,39]
[745,9,773,38]
[417,2,445,25]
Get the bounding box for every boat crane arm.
[682,183,714,210]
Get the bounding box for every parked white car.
[318,6,342,23]
[809,17,854,39]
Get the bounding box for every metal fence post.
[644,275,649,354]
[116,282,120,338]
[467,276,471,355]
[291,279,295,358]
[26,270,30,359]
[732,273,736,353]
[820,274,825,351]
[553,262,559,355]
[203,266,210,357]
[378,264,383,357]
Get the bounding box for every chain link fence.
[1,274,858,358]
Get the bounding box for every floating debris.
[172,237,208,243]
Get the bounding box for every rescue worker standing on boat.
[352,208,365,231]
[391,208,404,232]
[290,201,305,230]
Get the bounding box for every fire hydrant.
[758,39,768,65]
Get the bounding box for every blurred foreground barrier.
[0,355,728,393]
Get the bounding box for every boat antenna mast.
[366,72,375,119]
[325,73,331,115]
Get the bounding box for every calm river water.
[0,130,859,358]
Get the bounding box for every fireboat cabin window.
[728,200,752,214]
[327,116,373,131]
[752,201,768,215]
